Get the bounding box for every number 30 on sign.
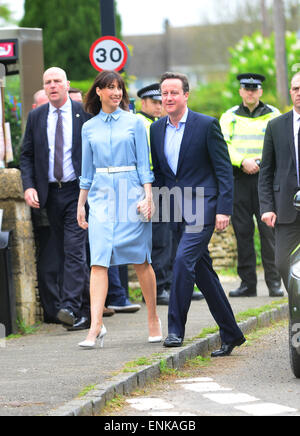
[89,36,129,72]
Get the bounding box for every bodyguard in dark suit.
[150,72,245,356]
[20,67,91,328]
[259,72,300,289]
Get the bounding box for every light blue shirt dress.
[80,108,154,267]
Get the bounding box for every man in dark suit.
[20,67,91,329]
[259,71,300,289]
[150,72,245,356]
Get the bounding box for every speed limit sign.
[89,36,129,72]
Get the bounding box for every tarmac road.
[0,272,289,416]
[110,321,300,416]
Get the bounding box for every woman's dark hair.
[84,70,129,115]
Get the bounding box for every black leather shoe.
[191,290,205,301]
[229,284,257,297]
[268,282,284,297]
[57,308,76,326]
[211,336,246,357]
[157,289,170,305]
[65,316,90,331]
[163,333,183,347]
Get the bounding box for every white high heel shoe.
[148,319,162,343]
[78,325,107,349]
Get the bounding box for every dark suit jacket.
[150,109,233,226]
[259,110,298,224]
[20,99,92,209]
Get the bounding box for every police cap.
[137,83,161,101]
[237,73,266,89]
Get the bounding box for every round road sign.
[89,36,128,72]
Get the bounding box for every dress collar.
[99,107,122,122]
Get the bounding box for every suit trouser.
[35,225,62,322]
[232,173,281,289]
[106,266,129,306]
[169,222,243,344]
[151,221,173,293]
[46,182,90,318]
[275,214,300,290]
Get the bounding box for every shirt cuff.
[79,176,92,190]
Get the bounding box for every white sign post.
[89,36,129,72]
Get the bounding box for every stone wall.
[0,168,38,325]
[209,224,237,271]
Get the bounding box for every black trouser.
[46,181,90,318]
[232,173,281,289]
[35,225,62,322]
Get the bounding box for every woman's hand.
[137,197,155,221]
[77,205,88,229]
[77,189,89,229]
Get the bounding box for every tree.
[0,1,16,25]
[20,0,122,80]
[223,31,300,109]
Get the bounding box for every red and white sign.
[0,40,18,61]
[89,36,128,72]
[0,42,14,58]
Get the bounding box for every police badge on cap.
[237,73,266,89]
[137,83,162,101]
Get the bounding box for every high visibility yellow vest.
[136,112,157,170]
[219,105,280,167]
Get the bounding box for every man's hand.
[241,158,260,175]
[261,212,277,228]
[24,188,40,209]
[215,214,230,231]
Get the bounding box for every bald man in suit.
[20,67,91,328]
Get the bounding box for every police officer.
[137,83,204,304]
[137,84,162,136]
[220,73,284,297]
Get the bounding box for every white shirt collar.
[49,96,72,114]
[293,108,300,122]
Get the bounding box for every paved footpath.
[0,273,288,416]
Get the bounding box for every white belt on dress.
[96,166,136,174]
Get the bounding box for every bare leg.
[134,262,161,337]
[84,265,108,342]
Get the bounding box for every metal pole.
[273,0,289,108]
[100,0,116,36]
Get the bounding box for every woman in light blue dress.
[77,71,162,348]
